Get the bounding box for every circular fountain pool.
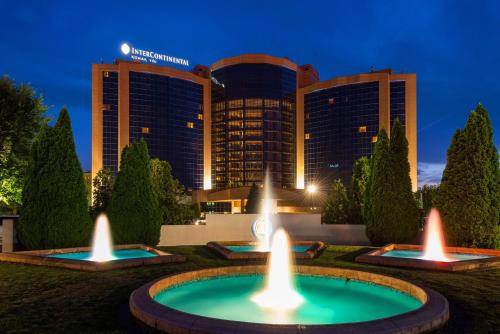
[130,266,449,334]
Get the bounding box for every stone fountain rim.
[356,243,500,272]
[0,244,185,271]
[207,240,327,260]
[129,265,449,334]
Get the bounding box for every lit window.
[197,114,203,120]
[372,136,378,143]
[103,71,110,78]
[187,122,194,129]
[328,98,335,105]
[359,126,367,133]
[141,127,150,134]
[305,133,310,140]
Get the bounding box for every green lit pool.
[382,250,491,262]
[226,245,310,253]
[153,274,422,325]
[47,249,157,261]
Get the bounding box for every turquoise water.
[382,250,491,261]
[226,245,310,253]
[47,249,157,261]
[154,274,422,325]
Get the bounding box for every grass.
[0,245,498,333]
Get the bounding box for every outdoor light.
[307,184,317,194]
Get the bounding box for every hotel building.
[92,54,416,212]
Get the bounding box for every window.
[103,71,110,78]
[246,98,262,107]
[328,98,334,105]
[372,136,378,143]
[197,114,203,120]
[141,127,150,134]
[305,133,310,140]
[359,126,367,133]
[187,122,194,128]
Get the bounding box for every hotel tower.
[92,54,416,213]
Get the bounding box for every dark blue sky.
[1,1,499,186]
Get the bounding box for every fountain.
[0,214,185,271]
[356,208,500,271]
[207,171,326,260]
[88,214,116,262]
[251,229,303,310]
[131,226,449,333]
[253,172,274,252]
[420,208,451,262]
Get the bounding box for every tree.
[364,121,419,245]
[0,76,47,212]
[349,156,370,224]
[17,109,92,249]
[245,183,261,213]
[107,140,161,245]
[435,104,500,248]
[388,118,420,240]
[323,179,351,224]
[91,168,114,218]
[151,158,194,225]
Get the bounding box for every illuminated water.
[226,245,310,253]
[421,209,451,261]
[382,250,490,262]
[154,274,422,324]
[48,249,157,261]
[88,214,115,262]
[251,229,304,310]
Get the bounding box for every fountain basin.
[356,244,500,272]
[0,244,185,271]
[130,265,449,334]
[207,241,326,260]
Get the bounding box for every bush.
[349,156,370,224]
[107,140,161,245]
[91,168,114,219]
[18,109,91,249]
[323,179,351,224]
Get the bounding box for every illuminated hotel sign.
[120,43,189,66]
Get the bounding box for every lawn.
[0,246,499,333]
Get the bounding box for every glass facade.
[211,63,296,189]
[128,71,204,190]
[304,81,380,188]
[102,71,119,173]
[390,80,406,129]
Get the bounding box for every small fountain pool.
[131,229,449,333]
[0,214,184,271]
[356,209,500,271]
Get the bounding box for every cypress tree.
[349,156,370,224]
[245,183,261,213]
[388,118,420,242]
[436,104,500,248]
[365,130,393,244]
[18,109,92,249]
[107,140,161,245]
[323,179,351,224]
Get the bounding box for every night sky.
[1,1,499,186]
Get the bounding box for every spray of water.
[88,214,116,262]
[251,228,304,311]
[253,171,275,251]
[420,208,451,262]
